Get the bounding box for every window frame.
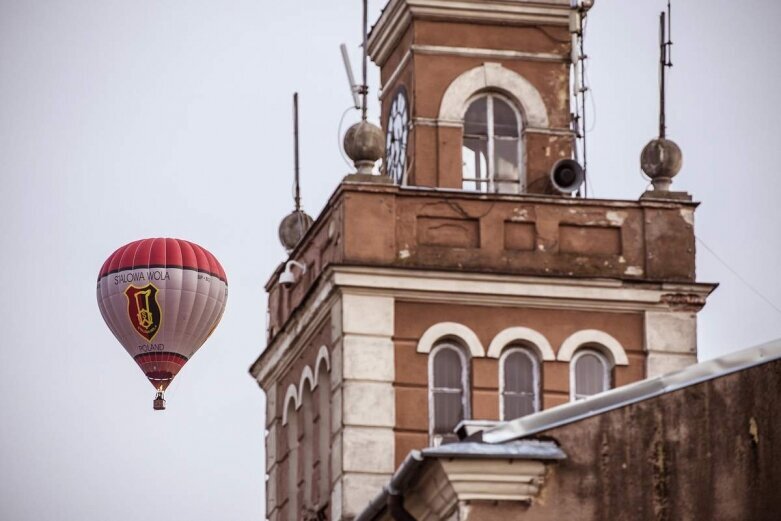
[569,348,612,401]
[461,92,525,193]
[428,341,471,444]
[499,346,541,421]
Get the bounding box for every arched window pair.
[500,346,614,415]
[429,341,616,439]
[462,93,524,194]
[429,342,540,440]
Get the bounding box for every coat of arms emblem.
[124,283,162,341]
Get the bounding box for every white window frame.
[462,92,525,193]
[569,348,612,401]
[499,346,540,420]
[428,342,471,445]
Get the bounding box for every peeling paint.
[619,256,627,264]
[606,211,627,226]
[398,249,411,260]
[511,207,530,220]
[749,417,759,445]
[625,266,643,276]
[679,208,695,226]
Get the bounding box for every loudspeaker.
[550,159,585,194]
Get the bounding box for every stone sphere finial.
[343,121,385,175]
[278,210,313,253]
[641,138,682,192]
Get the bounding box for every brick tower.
[250,1,715,520]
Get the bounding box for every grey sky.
[1,1,779,520]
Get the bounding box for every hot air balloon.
[96,238,228,410]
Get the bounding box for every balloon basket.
[153,391,166,411]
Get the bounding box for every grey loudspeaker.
[550,159,585,194]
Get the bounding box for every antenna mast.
[640,0,682,196]
[659,0,673,138]
[293,92,301,211]
[361,0,369,121]
[570,0,592,196]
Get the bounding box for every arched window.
[285,400,299,521]
[462,93,523,194]
[300,387,314,508]
[429,343,470,443]
[316,362,330,507]
[500,347,540,420]
[570,349,612,401]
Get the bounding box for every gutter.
[354,440,566,521]
[355,450,424,521]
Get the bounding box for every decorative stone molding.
[280,346,333,425]
[439,63,550,128]
[315,345,331,384]
[367,0,572,66]
[282,383,299,425]
[298,366,315,404]
[417,322,486,357]
[404,458,551,520]
[660,293,707,311]
[487,327,555,360]
[557,329,629,366]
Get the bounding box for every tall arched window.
[316,363,330,507]
[500,347,540,420]
[462,93,523,194]
[570,349,612,401]
[300,387,314,508]
[285,400,299,521]
[429,342,470,443]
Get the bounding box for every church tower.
[250,1,715,520]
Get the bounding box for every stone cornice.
[250,264,717,386]
[369,0,573,66]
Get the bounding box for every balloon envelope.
[96,238,228,392]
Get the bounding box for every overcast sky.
[1,1,779,520]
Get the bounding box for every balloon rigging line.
[696,235,781,317]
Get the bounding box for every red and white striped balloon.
[96,238,227,406]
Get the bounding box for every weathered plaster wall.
[519,359,781,521]
[266,184,700,336]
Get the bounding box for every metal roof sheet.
[482,338,781,444]
[421,439,566,460]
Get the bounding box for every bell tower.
[371,0,574,193]
[251,1,716,520]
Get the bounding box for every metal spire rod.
[659,1,673,139]
[361,0,368,121]
[293,92,301,211]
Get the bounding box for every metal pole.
[293,92,301,211]
[659,12,666,139]
[361,0,368,121]
[578,8,588,197]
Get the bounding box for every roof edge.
[483,338,781,444]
